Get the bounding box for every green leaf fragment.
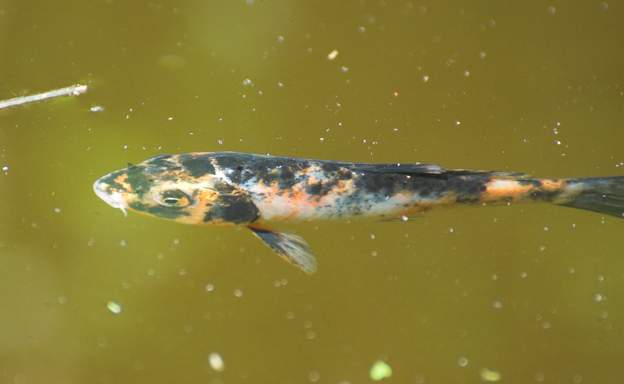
[370,360,392,381]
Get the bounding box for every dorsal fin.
[350,163,529,179]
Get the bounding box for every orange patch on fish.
[482,179,533,202]
[541,179,564,191]
[114,174,132,191]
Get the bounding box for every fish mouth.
[93,178,128,217]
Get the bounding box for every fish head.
[93,154,230,224]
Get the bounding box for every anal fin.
[248,225,317,274]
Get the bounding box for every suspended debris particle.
[480,368,501,382]
[208,352,225,371]
[458,356,469,367]
[370,360,392,381]
[107,301,122,315]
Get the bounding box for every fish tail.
[481,175,624,219]
[556,176,624,219]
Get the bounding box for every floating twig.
[0,84,88,110]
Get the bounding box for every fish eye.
[157,189,192,207]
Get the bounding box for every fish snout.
[93,178,129,216]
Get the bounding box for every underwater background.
[0,0,623,383]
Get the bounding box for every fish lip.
[93,178,128,217]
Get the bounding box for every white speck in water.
[535,372,545,382]
[463,69,471,77]
[401,215,409,222]
[277,81,284,88]
[319,137,325,142]
[594,293,605,302]
[597,275,605,283]
[107,301,122,314]
[305,330,317,340]
[205,283,215,292]
[547,5,557,15]
[233,288,244,298]
[371,250,378,257]
[455,121,461,126]
[541,321,551,330]
[543,226,549,231]
[167,116,174,121]
[276,35,285,43]
[90,105,105,112]
[122,144,128,150]
[53,207,61,214]
[1,165,8,174]
[520,272,528,279]
[458,356,469,367]
[208,352,225,371]
[491,274,498,281]
[492,299,503,309]
[340,66,349,73]
[422,74,430,83]
[448,227,455,234]
[242,78,253,86]
[217,139,224,145]
[357,25,366,33]
[327,49,339,60]
[370,234,376,240]
[178,268,187,276]
[573,374,583,384]
[479,51,487,59]
[119,240,127,247]
[57,296,68,305]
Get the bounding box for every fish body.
[94,152,624,273]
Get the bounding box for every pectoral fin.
[248,225,317,274]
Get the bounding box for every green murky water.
[1,1,623,383]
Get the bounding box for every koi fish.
[93,152,624,274]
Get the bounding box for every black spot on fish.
[204,194,260,224]
[147,154,173,169]
[126,165,153,197]
[129,202,189,219]
[448,175,489,204]
[279,166,298,189]
[306,182,323,195]
[517,179,542,187]
[356,173,398,196]
[320,162,341,173]
[179,155,216,177]
[337,168,352,180]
